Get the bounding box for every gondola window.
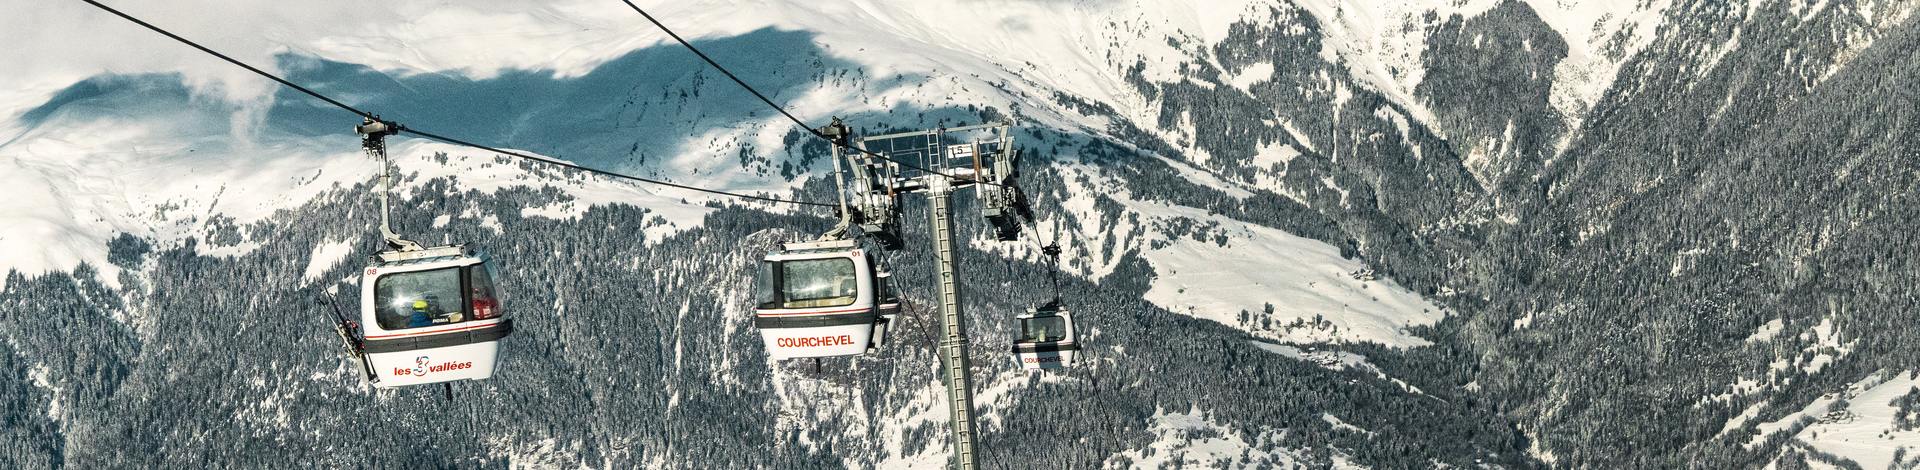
[1021,316,1069,342]
[373,267,466,330]
[780,259,857,308]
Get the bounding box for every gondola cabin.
[359,245,513,388]
[754,239,889,359]
[1012,303,1078,370]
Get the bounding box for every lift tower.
[842,121,1021,470]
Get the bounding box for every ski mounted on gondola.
[320,291,379,383]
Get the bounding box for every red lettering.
[777,335,862,348]
[392,362,476,377]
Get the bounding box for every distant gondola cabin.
[1012,303,1078,370]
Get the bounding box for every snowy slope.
[1102,407,1364,469]
[1017,163,1443,348]
[1786,371,1920,469]
[1309,0,1670,137]
[1741,370,1920,468]
[0,107,719,289]
[0,111,361,288]
[1132,204,1442,348]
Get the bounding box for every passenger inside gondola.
[1021,315,1068,343]
[407,300,435,327]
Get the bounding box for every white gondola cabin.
[754,239,896,359]
[1012,303,1078,370]
[359,245,512,388]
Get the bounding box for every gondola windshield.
[1020,315,1069,342]
[758,258,858,309]
[373,265,497,330]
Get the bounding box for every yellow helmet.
[411,300,429,311]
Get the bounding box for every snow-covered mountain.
[7,0,1920,468]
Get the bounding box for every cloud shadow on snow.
[13,28,868,174]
